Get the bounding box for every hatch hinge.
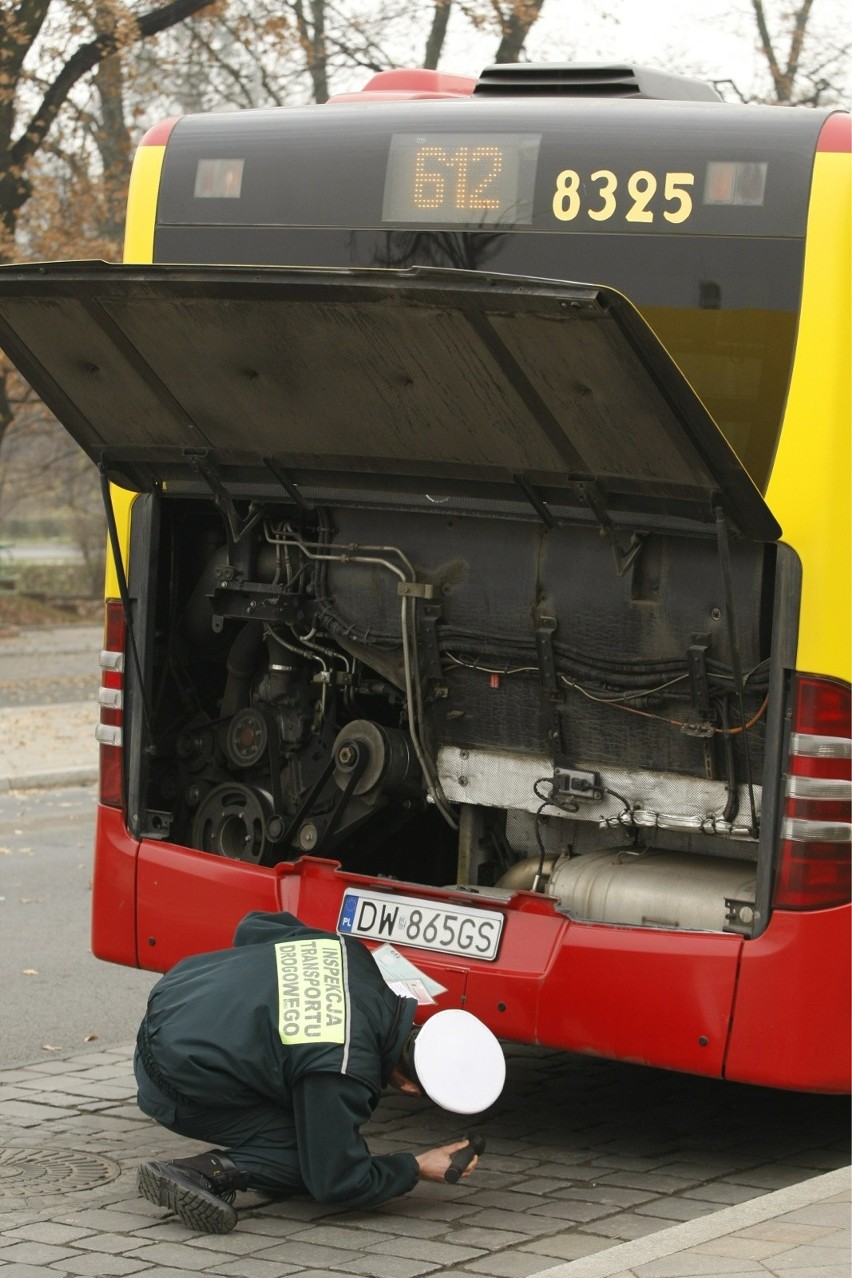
[184,449,265,545]
[574,480,645,577]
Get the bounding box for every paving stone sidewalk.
[1,1042,848,1278]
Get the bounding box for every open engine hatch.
[0,261,778,541]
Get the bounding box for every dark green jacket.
[140,910,419,1206]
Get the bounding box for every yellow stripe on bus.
[109,142,167,583]
[766,148,852,682]
[103,485,136,598]
[123,144,166,265]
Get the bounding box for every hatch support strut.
[714,505,759,835]
[185,450,313,548]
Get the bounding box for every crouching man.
[134,910,505,1232]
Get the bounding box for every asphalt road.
[0,623,101,707]
[1,783,157,1069]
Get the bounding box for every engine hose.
[313,601,401,651]
[221,621,265,718]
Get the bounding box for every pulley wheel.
[191,783,270,863]
[223,708,269,769]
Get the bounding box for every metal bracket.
[724,897,757,936]
[417,601,444,680]
[139,809,173,840]
[534,613,559,693]
[687,638,712,718]
[397,581,437,599]
[210,579,304,625]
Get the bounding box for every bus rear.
[0,64,848,1092]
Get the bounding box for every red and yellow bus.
[0,63,848,1092]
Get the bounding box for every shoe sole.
[137,1161,238,1233]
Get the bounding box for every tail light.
[774,675,851,910]
[97,599,126,808]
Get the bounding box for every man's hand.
[415,1140,478,1183]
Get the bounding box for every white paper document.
[371,943,448,1005]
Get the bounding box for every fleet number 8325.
[552,168,696,224]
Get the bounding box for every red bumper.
[92,813,851,1093]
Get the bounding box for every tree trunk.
[292,0,329,103]
[424,0,453,70]
[94,3,133,247]
[751,0,816,103]
[493,0,546,64]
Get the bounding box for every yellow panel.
[766,151,852,682]
[103,485,137,598]
[123,144,166,265]
[106,142,167,588]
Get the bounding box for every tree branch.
[11,0,218,181]
[784,0,816,100]
[750,0,785,98]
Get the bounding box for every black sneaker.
[137,1151,245,1233]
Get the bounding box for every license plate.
[337,889,504,961]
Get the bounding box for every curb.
[530,1165,851,1278]
[0,764,98,793]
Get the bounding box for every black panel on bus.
[154,98,824,238]
[151,97,828,492]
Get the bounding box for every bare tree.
[0,0,551,497]
[751,0,814,101]
[713,0,849,104]
[492,0,546,63]
[0,0,220,453]
[0,1,220,251]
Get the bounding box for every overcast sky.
[439,0,850,102]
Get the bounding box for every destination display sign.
[382,132,541,225]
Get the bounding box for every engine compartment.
[130,495,773,936]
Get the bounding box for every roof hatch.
[0,261,777,540]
